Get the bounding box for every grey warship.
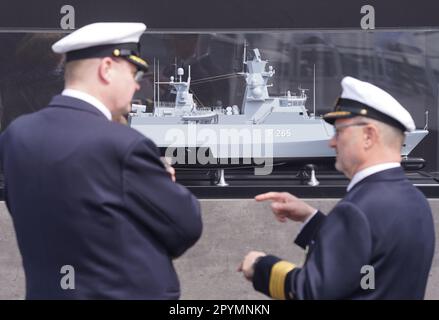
[129,48,428,164]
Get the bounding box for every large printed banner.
[0,0,437,30]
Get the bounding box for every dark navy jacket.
[0,95,203,299]
[253,167,435,299]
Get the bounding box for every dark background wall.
[0,0,438,30]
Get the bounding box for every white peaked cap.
[324,76,416,132]
[52,22,146,53]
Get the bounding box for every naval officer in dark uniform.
[0,22,202,299]
[239,76,435,299]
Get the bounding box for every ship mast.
[242,42,247,73]
[313,64,316,117]
[153,58,156,110]
[157,60,160,109]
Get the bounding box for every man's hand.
[160,157,176,182]
[238,251,266,281]
[166,165,176,182]
[112,113,128,125]
[255,192,316,223]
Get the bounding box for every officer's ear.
[363,123,379,149]
[98,57,114,84]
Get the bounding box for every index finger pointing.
[255,192,285,202]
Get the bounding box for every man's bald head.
[64,58,101,87]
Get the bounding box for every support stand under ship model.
[129,48,429,174]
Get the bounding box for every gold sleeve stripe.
[269,261,296,300]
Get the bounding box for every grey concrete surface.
[1,199,439,300]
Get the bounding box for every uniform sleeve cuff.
[252,255,296,299]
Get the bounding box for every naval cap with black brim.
[52,22,149,72]
[323,76,416,132]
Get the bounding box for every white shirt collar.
[62,88,112,121]
[347,162,401,192]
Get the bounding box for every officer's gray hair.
[357,116,405,150]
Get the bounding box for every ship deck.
[175,160,439,199]
[1,159,438,200]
